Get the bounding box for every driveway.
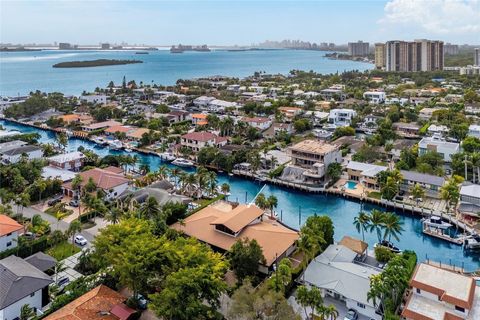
[56,251,83,282]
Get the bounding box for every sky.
[1,0,479,46]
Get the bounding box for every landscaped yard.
[47,241,80,260]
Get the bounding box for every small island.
[52,59,143,68]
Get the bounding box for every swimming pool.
[345,181,358,190]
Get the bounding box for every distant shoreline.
[52,59,143,68]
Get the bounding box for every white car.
[74,235,87,246]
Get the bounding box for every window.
[7,232,12,236]
[357,302,366,309]
[455,306,465,313]
[416,288,421,294]
[6,241,12,247]
[30,292,35,297]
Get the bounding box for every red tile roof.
[44,285,130,320]
[182,132,225,143]
[0,214,24,237]
[63,168,128,191]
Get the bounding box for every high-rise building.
[58,42,72,50]
[444,43,459,55]
[348,41,369,56]
[384,39,443,72]
[374,43,385,69]
[101,43,110,50]
[474,48,480,66]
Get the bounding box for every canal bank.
[0,119,479,271]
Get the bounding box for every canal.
[1,119,478,271]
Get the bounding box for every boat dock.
[422,225,464,245]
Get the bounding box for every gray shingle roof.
[0,255,53,309]
[1,145,41,156]
[400,170,445,187]
[25,252,57,272]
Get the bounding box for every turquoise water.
[1,120,478,271]
[0,49,373,96]
[345,181,358,190]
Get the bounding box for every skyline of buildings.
[348,41,370,57]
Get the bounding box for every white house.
[193,96,215,108]
[0,145,43,164]
[48,151,85,171]
[363,91,386,104]
[0,215,23,253]
[328,109,357,127]
[241,117,272,131]
[80,94,107,105]
[180,132,228,153]
[468,124,480,139]
[302,243,382,320]
[418,134,460,162]
[0,255,54,320]
[427,124,449,136]
[402,263,479,320]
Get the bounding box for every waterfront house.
[42,166,77,182]
[193,96,216,108]
[468,124,480,138]
[57,114,93,125]
[400,170,445,198]
[346,161,387,190]
[82,120,122,132]
[240,116,272,131]
[125,127,150,141]
[0,140,27,154]
[180,132,228,153]
[171,202,299,274]
[0,214,24,253]
[418,134,460,162]
[44,285,136,320]
[402,263,479,320]
[458,184,480,224]
[363,91,386,104]
[392,122,421,138]
[285,139,342,185]
[301,243,382,320]
[0,255,54,320]
[48,151,85,171]
[328,109,357,127]
[0,144,43,164]
[61,167,129,201]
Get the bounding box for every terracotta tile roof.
[172,203,299,266]
[182,132,217,142]
[211,205,264,233]
[192,113,208,119]
[126,128,150,139]
[63,168,128,191]
[44,285,131,320]
[0,214,24,237]
[105,125,133,134]
[241,117,271,124]
[84,120,122,130]
[338,236,368,255]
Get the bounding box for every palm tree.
[220,183,230,199]
[139,163,150,175]
[206,171,218,197]
[353,211,370,241]
[368,209,386,243]
[54,207,68,230]
[139,196,160,219]
[254,193,268,210]
[54,261,68,284]
[36,179,47,203]
[20,304,35,320]
[67,220,82,246]
[267,195,278,218]
[382,212,404,242]
[410,183,425,207]
[71,174,83,214]
[157,165,169,180]
[105,207,123,224]
[180,173,197,197]
[170,167,182,189]
[323,304,339,320]
[56,132,68,152]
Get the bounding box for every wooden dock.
[422,225,464,245]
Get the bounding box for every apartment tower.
[348,41,370,56]
[385,39,444,72]
[374,43,385,69]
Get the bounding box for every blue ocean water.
[0,119,478,271]
[0,49,372,96]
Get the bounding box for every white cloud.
[379,0,480,35]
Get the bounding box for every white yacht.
[108,139,123,150]
[172,158,194,167]
[422,215,452,230]
[159,152,176,162]
[464,234,480,250]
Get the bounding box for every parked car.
[344,309,358,320]
[23,232,35,240]
[48,195,63,206]
[69,199,79,207]
[74,235,88,246]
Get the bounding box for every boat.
[135,52,149,55]
[172,158,194,167]
[92,136,108,146]
[124,148,133,153]
[421,215,452,230]
[256,176,267,182]
[464,234,480,250]
[108,139,123,150]
[159,152,176,162]
[374,240,402,254]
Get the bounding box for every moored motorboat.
[464,234,480,250]
[374,240,402,254]
[108,139,123,150]
[159,152,176,162]
[172,158,194,167]
[421,215,452,230]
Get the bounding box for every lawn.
[47,241,80,260]
[368,191,382,200]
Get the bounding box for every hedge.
[0,236,49,259]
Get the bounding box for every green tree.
[20,304,35,320]
[327,162,342,183]
[67,220,82,246]
[56,132,68,151]
[353,211,370,242]
[230,238,266,282]
[368,209,386,243]
[296,285,323,320]
[410,183,425,207]
[268,258,292,293]
[382,212,404,242]
[138,196,160,219]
